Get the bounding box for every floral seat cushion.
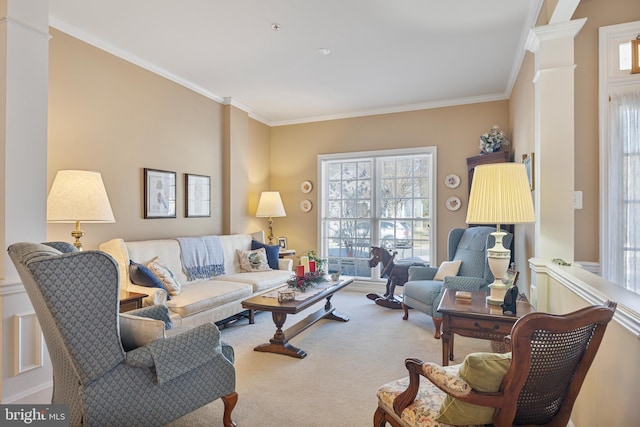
[376,364,486,427]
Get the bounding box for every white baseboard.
[2,381,52,404]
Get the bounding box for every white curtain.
[607,91,640,292]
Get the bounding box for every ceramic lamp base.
[487,281,508,305]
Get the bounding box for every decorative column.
[525,18,586,309]
[0,0,50,402]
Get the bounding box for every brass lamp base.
[71,220,85,251]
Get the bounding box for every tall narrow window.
[599,21,640,293]
[319,148,436,280]
[606,92,640,291]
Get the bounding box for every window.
[599,21,640,293]
[319,148,436,280]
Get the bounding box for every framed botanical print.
[144,168,176,218]
[185,173,211,217]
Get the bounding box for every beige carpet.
[167,290,491,427]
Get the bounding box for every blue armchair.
[8,242,237,427]
[402,227,513,338]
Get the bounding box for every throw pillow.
[436,352,512,425]
[433,260,462,281]
[147,257,181,296]
[251,240,280,269]
[237,248,271,272]
[129,260,171,300]
[119,313,166,351]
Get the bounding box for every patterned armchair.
[8,242,237,427]
[374,301,617,427]
[402,227,512,338]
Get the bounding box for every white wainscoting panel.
[13,312,43,375]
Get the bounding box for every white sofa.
[99,232,293,326]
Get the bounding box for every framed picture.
[144,168,176,219]
[501,269,520,288]
[185,173,211,217]
[277,237,288,250]
[522,153,534,191]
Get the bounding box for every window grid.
[320,151,435,281]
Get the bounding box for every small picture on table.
[277,237,288,250]
[501,269,519,288]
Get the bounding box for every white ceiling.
[49,0,542,126]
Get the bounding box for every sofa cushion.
[166,280,253,317]
[119,313,166,351]
[237,248,271,272]
[129,260,172,300]
[217,270,293,292]
[251,240,280,269]
[148,256,181,296]
[99,238,130,291]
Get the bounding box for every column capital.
[526,18,587,53]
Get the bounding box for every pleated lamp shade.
[466,163,535,226]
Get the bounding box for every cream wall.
[572,0,640,261]
[270,103,509,263]
[47,29,271,248]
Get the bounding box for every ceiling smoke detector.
[317,48,331,55]
[271,23,281,31]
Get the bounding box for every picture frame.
[185,173,211,217]
[144,168,176,219]
[522,153,534,191]
[277,237,288,250]
[501,269,520,288]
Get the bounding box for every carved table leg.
[254,312,307,358]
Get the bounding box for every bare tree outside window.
[320,149,435,280]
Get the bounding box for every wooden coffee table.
[437,288,534,365]
[241,276,354,358]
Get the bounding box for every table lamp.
[256,191,286,244]
[47,170,116,251]
[466,163,535,304]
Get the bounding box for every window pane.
[321,151,434,280]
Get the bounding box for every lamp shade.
[256,191,286,218]
[466,163,535,225]
[47,170,115,223]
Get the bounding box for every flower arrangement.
[479,125,509,154]
[287,249,328,291]
[287,270,326,292]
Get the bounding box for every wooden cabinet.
[466,150,510,194]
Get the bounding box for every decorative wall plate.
[445,174,461,189]
[446,196,462,211]
[300,199,313,213]
[300,180,313,193]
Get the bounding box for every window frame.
[599,20,640,290]
[317,146,437,282]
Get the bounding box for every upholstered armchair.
[402,227,513,338]
[8,242,237,427]
[375,301,617,427]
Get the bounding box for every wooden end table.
[437,288,534,365]
[241,276,353,358]
[119,291,148,313]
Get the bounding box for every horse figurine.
[366,246,425,309]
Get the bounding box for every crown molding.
[271,92,509,127]
[50,18,225,104]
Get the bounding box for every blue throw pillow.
[129,260,171,300]
[250,240,280,270]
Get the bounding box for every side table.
[279,249,296,258]
[437,288,534,365]
[119,290,148,313]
